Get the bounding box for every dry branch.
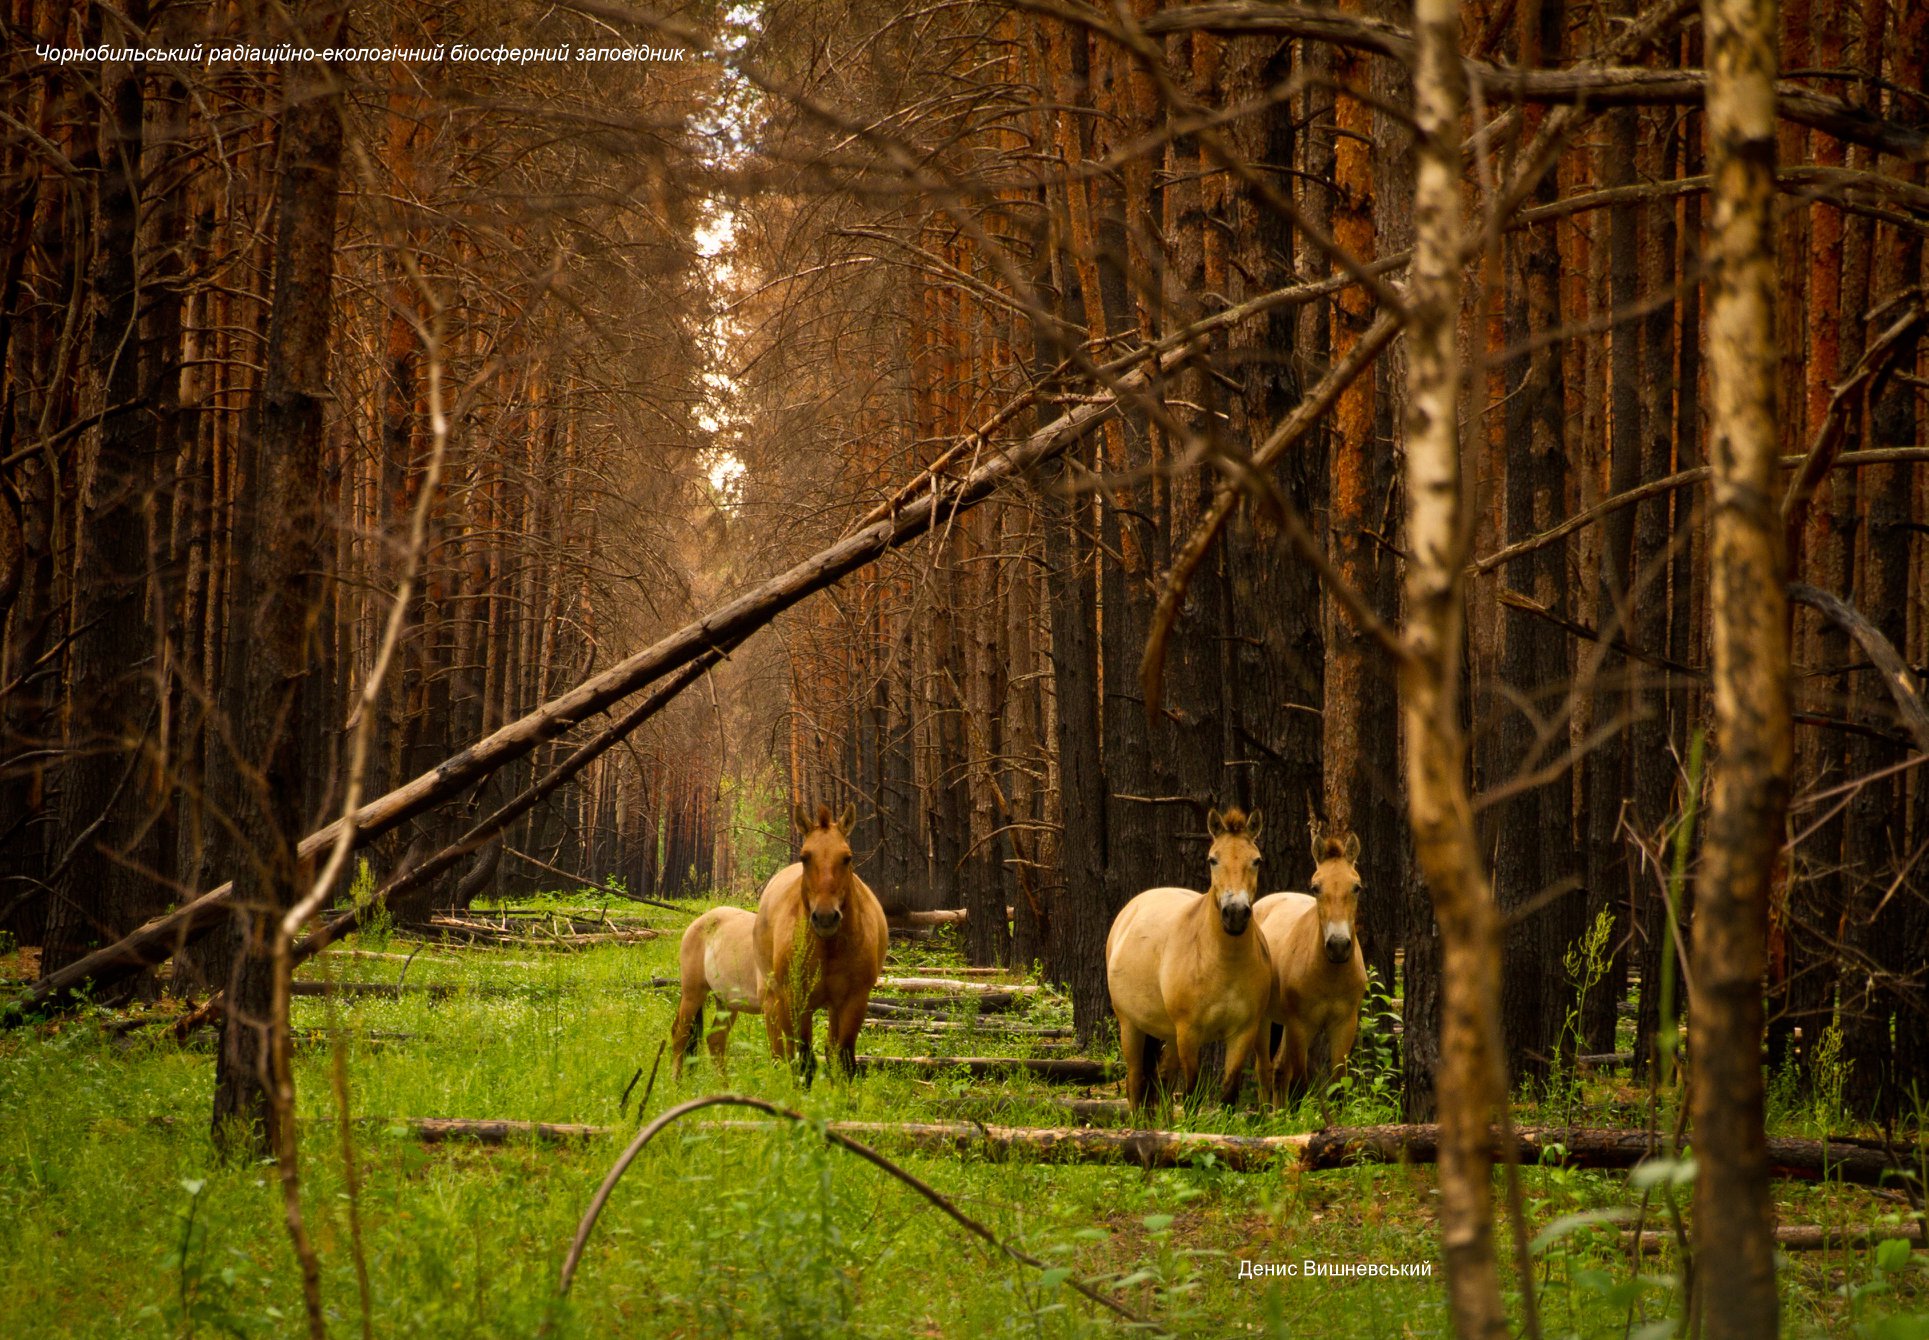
[1788,585,1929,755]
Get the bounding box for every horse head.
[794,802,858,939]
[1205,806,1264,936]
[1306,821,1363,965]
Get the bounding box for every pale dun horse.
[752,803,889,1082]
[1253,814,1367,1105]
[669,906,761,1080]
[1105,808,1275,1111]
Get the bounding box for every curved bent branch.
[556,1093,1162,1333]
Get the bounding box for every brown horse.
[669,906,761,1080]
[752,803,889,1081]
[1105,807,1275,1111]
[1253,820,1366,1103]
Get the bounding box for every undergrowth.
[1,895,1923,1337]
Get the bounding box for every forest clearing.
[2,898,1924,1337]
[2,0,1928,1334]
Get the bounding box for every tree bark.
[1690,0,1789,1330]
[1400,0,1510,1332]
[210,13,348,1156]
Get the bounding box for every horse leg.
[795,1007,818,1087]
[1119,1017,1153,1111]
[1276,1018,1311,1107]
[707,1010,738,1078]
[1172,1023,1205,1110]
[671,989,705,1082]
[1326,1011,1361,1079]
[827,988,870,1080]
[762,984,793,1063]
[1222,1018,1271,1109]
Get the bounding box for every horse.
[669,906,762,1080]
[1105,807,1275,1111]
[752,802,889,1081]
[1253,820,1367,1105]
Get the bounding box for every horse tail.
[1140,1030,1162,1075]
[682,998,704,1056]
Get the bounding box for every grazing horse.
[670,906,761,1080]
[1253,821,1367,1103]
[752,803,889,1081]
[1105,807,1275,1111]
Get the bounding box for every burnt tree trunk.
[211,15,347,1156]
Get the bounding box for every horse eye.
[1208,856,1219,866]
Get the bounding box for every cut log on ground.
[288,980,554,1000]
[929,1096,1132,1125]
[323,949,458,965]
[876,976,1040,995]
[863,1019,1075,1037]
[870,991,1020,1013]
[1298,1125,1923,1189]
[1625,1221,1924,1253]
[350,1114,1923,1188]
[706,1119,1301,1171]
[856,1055,1120,1082]
[407,1117,609,1144]
[887,910,967,927]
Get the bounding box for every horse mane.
[1318,832,1354,860]
[1216,807,1252,836]
[813,803,833,829]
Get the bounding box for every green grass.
[2,903,1924,1338]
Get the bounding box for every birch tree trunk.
[1400,2,1508,1333]
[1691,0,1788,1329]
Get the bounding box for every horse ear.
[1246,809,1263,840]
[1206,808,1225,839]
[1309,823,1325,862]
[1344,831,1361,863]
[837,803,857,834]
[793,804,813,836]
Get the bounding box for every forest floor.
[1,894,1924,1338]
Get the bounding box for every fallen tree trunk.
[855,1055,1120,1082]
[705,1119,1305,1171]
[287,980,553,1000]
[1625,1221,1925,1254]
[867,992,1020,1014]
[408,1117,609,1144]
[9,338,1202,1021]
[357,1113,1923,1188]
[887,909,968,927]
[1299,1125,1922,1189]
[876,975,1039,995]
[863,1019,1075,1037]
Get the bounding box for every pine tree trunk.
[211,13,347,1156]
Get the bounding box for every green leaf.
[1530,1207,1634,1255]
[1876,1236,1913,1273]
[179,1177,205,1197]
[1631,1157,1685,1190]
[1142,1213,1175,1233]
[1037,1267,1072,1290]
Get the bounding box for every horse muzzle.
[1220,903,1252,936]
[809,908,844,938]
[1324,934,1353,964]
